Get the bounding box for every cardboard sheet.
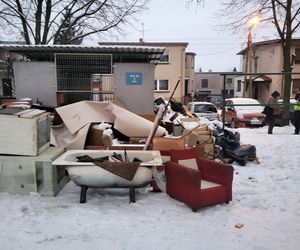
[52,101,166,149]
[51,123,90,149]
[105,102,165,137]
[55,101,114,135]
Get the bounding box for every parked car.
[204,95,223,109]
[187,102,219,120]
[223,98,266,128]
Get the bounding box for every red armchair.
[165,148,234,212]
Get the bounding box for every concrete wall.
[13,62,57,106]
[0,72,4,95]
[114,63,155,115]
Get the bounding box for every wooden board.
[152,137,185,151]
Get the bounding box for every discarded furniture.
[0,147,67,196]
[0,108,50,156]
[52,150,162,203]
[180,118,215,158]
[165,147,234,212]
[151,147,204,192]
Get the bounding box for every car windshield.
[194,104,217,113]
[231,99,263,111]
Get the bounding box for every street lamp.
[245,15,260,98]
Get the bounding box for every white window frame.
[154,79,170,92]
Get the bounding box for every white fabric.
[67,166,152,188]
[152,167,166,193]
[201,180,221,189]
[161,156,171,163]
[178,158,198,170]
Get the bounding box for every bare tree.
[218,0,300,123]
[0,0,150,45]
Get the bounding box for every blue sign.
[126,72,143,85]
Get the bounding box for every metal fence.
[220,72,300,130]
[55,53,114,105]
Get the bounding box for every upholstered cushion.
[161,155,171,163]
[178,158,198,170]
[67,166,152,188]
[201,180,221,189]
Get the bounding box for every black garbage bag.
[215,130,257,166]
[224,145,256,166]
[216,129,240,151]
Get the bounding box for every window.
[295,48,300,64]
[154,80,169,91]
[227,78,233,84]
[201,79,208,88]
[159,50,169,63]
[254,56,258,73]
[292,79,300,93]
[194,104,217,113]
[237,80,242,92]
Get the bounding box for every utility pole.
[248,29,253,98]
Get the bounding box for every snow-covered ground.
[1,125,299,250]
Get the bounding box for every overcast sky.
[103,0,299,73]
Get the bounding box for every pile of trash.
[51,101,166,149]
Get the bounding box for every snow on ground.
[0,125,300,250]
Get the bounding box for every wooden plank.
[19,109,46,118]
[152,137,185,150]
[13,109,35,117]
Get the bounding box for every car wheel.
[230,119,236,128]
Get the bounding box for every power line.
[194,45,242,56]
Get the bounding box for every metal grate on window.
[55,53,112,91]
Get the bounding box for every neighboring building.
[238,38,300,102]
[233,76,245,98]
[98,42,195,104]
[184,52,196,103]
[0,44,164,114]
[194,71,236,100]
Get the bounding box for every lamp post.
[245,15,260,98]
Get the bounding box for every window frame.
[154,79,170,92]
[295,48,300,64]
[237,80,242,92]
[201,79,208,88]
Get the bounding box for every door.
[2,78,12,96]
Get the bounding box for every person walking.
[293,93,300,134]
[266,91,281,134]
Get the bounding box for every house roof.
[252,75,272,82]
[98,42,189,47]
[0,44,165,63]
[237,38,300,55]
[186,52,197,56]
